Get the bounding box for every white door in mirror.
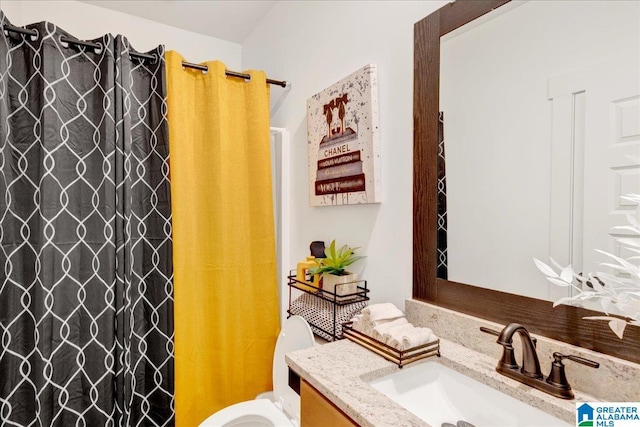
[582,54,640,278]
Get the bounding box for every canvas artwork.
[307,64,381,206]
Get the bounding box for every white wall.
[242,1,446,310]
[1,0,241,68]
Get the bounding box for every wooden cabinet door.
[300,379,359,427]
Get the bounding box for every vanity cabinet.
[300,379,358,427]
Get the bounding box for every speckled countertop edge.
[286,338,597,427]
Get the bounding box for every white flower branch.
[534,193,640,339]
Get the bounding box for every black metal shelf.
[287,272,369,305]
[287,271,369,341]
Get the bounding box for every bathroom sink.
[368,361,571,427]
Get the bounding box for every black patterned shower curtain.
[0,11,174,426]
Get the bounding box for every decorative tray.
[342,322,440,368]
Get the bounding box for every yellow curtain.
[166,51,279,426]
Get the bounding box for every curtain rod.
[181,61,288,88]
[3,23,37,37]
[3,24,158,62]
[3,24,288,88]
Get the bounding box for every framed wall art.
[307,64,381,206]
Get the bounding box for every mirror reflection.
[439,0,640,301]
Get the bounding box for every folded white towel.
[370,317,399,328]
[351,314,404,337]
[362,303,404,322]
[382,323,416,346]
[351,314,362,321]
[372,317,408,341]
[391,326,436,351]
[350,314,373,335]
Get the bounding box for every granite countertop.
[286,338,596,427]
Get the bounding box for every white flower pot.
[322,272,358,297]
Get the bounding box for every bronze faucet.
[481,324,599,399]
[496,323,542,379]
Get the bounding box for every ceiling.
[78,0,277,43]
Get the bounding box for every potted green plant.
[309,239,365,297]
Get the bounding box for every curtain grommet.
[58,34,69,48]
[29,28,39,42]
[93,42,104,55]
[93,41,103,55]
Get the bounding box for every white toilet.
[199,315,315,427]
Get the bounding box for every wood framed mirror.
[413,0,640,363]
